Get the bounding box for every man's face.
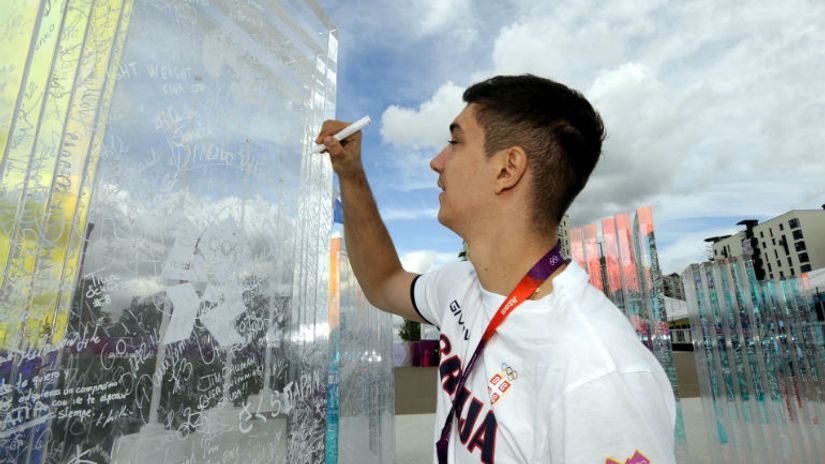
[429,104,495,235]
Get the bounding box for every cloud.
[569,62,693,223]
[657,228,726,276]
[415,0,477,45]
[380,82,465,149]
[320,0,482,55]
[374,0,825,272]
[400,250,458,274]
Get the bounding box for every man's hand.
[315,120,363,179]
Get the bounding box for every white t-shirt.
[412,260,676,464]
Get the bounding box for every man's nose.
[430,148,446,173]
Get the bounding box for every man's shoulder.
[530,274,662,378]
[413,260,478,327]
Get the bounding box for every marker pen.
[311,115,372,154]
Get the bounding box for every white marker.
[312,115,372,154]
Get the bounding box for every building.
[663,272,686,300]
[707,206,825,280]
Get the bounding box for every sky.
[318,0,825,276]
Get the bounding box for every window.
[790,268,795,276]
[772,238,776,245]
[802,264,812,272]
[762,241,767,248]
[768,262,773,272]
[799,252,809,263]
[760,231,764,238]
[795,241,806,252]
[789,218,800,229]
[788,257,793,267]
[792,230,803,240]
[777,260,781,269]
[770,228,774,237]
[779,224,784,231]
[780,271,785,279]
[774,249,779,259]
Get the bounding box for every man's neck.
[467,228,562,298]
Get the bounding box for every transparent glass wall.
[0,0,344,462]
[682,258,825,463]
[326,237,395,464]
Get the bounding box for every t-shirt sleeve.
[549,371,676,464]
[410,261,467,329]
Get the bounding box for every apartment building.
[708,206,825,280]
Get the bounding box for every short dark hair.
[463,74,605,232]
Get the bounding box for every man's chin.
[436,209,459,234]
[436,208,448,227]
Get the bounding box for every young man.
[317,75,676,464]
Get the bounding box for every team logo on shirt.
[487,363,518,405]
[605,450,651,464]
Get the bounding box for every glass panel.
[330,238,395,464]
[568,226,585,270]
[0,2,386,463]
[583,224,603,292]
[683,257,825,462]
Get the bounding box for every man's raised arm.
[316,120,427,323]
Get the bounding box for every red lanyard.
[436,242,568,463]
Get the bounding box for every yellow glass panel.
[0,0,41,162]
[0,0,134,349]
[0,0,69,349]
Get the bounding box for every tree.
[398,319,421,342]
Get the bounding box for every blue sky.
[319,0,825,275]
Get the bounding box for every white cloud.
[375,0,825,272]
[400,250,458,274]
[416,0,477,45]
[657,228,731,275]
[321,0,482,55]
[380,82,465,149]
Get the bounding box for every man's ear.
[494,146,528,194]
